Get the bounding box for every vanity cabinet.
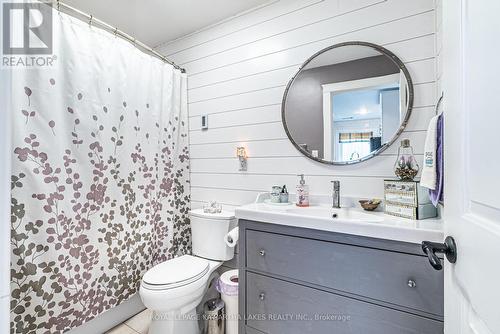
[238,220,444,334]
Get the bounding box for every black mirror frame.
[281,41,414,165]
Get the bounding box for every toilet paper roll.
[217,269,239,295]
[218,270,238,334]
[224,227,239,248]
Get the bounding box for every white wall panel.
[189,104,282,131]
[159,0,319,56]
[188,76,435,118]
[189,105,437,133]
[191,173,387,197]
[0,296,9,334]
[179,14,436,88]
[171,1,432,69]
[189,123,426,155]
[190,139,298,159]
[158,0,438,207]
[435,0,443,96]
[190,155,424,178]
[173,0,385,65]
[187,34,435,103]
[0,66,11,299]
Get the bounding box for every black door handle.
[421,236,457,270]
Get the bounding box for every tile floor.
[105,309,152,334]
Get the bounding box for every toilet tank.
[189,209,237,261]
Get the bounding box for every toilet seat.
[141,255,210,291]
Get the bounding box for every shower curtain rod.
[52,0,186,73]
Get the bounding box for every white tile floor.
[105,309,152,334]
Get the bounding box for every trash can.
[217,269,239,334]
[203,298,225,334]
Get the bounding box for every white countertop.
[235,202,444,244]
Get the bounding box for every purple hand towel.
[429,114,444,206]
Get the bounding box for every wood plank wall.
[156,0,438,212]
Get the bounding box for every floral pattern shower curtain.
[10,8,190,334]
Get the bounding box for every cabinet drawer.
[245,326,266,334]
[246,230,443,316]
[246,272,443,334]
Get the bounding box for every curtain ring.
[113,27,118,36]
[56,0,60,11]
[89,15,93,26]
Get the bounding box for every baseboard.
[68,294,145,334]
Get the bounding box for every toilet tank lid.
[190,209,235,220]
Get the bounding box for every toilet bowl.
[139,209,237,334]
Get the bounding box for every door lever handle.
[421,236,457,271]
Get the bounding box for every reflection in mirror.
[283,42,412,165]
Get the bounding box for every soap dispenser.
[296,174,309,207]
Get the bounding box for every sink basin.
[285,206,384,223]
[235,198,444,244]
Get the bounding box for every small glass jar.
[394,139,419,181]
[270,186,282,203]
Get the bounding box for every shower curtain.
[10,7,190,334]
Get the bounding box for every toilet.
[139,209,237,334]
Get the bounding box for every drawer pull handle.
[407,279,417,288]
[259,293,265,301]
[259,249,266,257]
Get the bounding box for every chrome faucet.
[331,180,340,209]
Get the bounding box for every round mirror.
[282,41,413,165]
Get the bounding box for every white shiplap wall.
[0,68,12,331]
[156,0,438,211]
[436,0,443,97]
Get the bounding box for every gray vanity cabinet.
[238,220,444,334]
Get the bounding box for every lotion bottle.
[296,174,309,207]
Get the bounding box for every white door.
[443,0,500,333]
